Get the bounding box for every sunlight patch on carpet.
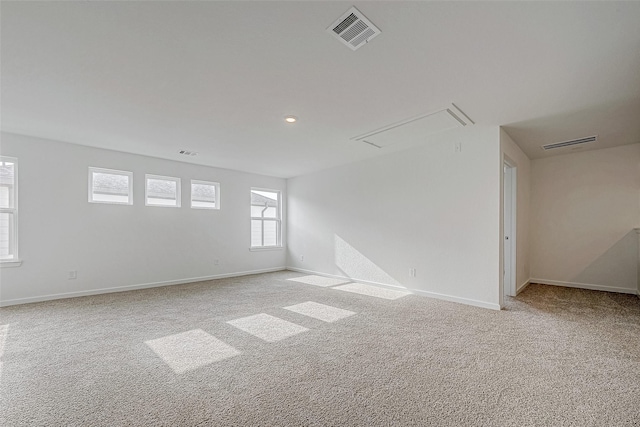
[227,313,308,342]
[332,283,410,300]
[145,329,240,374]
[284,301,356,323]
[0,324,8,358]
[0,324,7,384]
[287,275,351,287]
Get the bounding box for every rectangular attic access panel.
[351,105,474,149]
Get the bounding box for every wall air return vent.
[541,135,597,151]
[178,150,198,156]
[327,7,381,51]
[351,104,474,149]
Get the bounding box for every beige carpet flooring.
[1,271,639,426]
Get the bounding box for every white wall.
[530,143,640,294]
[500,129,531,295]
[287,126,502,310]
[0,132,287,305]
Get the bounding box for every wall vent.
[178,150,198,156]
[327,7,381,51]
[541,135,597,151]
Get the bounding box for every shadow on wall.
[333,235,404,288]
[573,229,638,290]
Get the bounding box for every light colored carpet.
[1,272,639,426]
[286,275,351,287]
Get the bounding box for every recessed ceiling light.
[284,115,297,123]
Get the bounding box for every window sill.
[250,246,284,252]
[89,200,133,206]
[0,260,22,268]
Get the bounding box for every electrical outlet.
[213,259,219,266]
[300,255,304,262]
[409,268,416,278]
[454,142,462,153]
[68,270,77,280]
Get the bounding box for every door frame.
[502,157,517,300]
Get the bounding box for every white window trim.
[249,246,283,252]
[145,174,181,208]
[190,179,220,210]
[0,156,19,266]
[250,187,282,249]
[0,260,22,267]
[88,167,133,205]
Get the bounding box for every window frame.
[0,156,20,266]
[250,187,282,250]
[190,179,220,210]
[145,174,182,208]
[88,167,134,205]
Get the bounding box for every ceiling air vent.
[327,7,381,51]
[541,135,597,151]
[178,150,198,156]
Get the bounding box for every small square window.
[146,174,181,207]
[88,167,133,205]
[191,180,220,209]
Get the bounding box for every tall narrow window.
[89,167,133,205]
[0,157,18,263]
[146,174,181,207]
[191,180,220,209]
[251,188,281,248]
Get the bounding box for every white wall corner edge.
[0,267,287,307]
[516,279,531,295]
[286,266,501,311]
[529,278,638,295]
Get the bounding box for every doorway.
[503,161,517,298]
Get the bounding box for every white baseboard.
[0,267,287,307]
[410,288,501,311]
[286,266,501,311]
[529,278,637,295]
[516,279,530,295]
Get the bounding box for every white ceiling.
[2,1,639,177]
